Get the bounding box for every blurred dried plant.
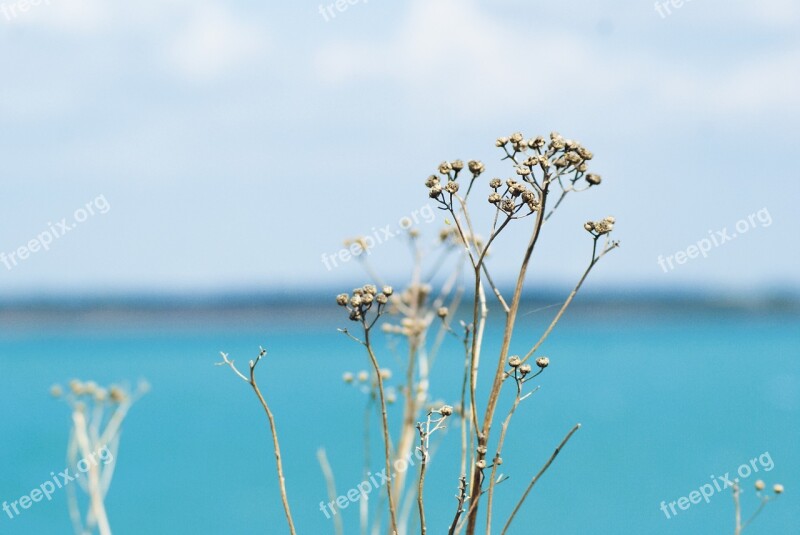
[51,379,148,535]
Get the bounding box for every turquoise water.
[0,302,798,534]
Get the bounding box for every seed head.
[357,370,369,382]
[437,306,449,318]
[519,364,532,376]
[508,355,521,368]
[425,175,439,188]
[488,193,501,204]
[755,480,765,491]
[343,372,354,383]
[496,137,509,147]
[501,199,515,213]
[586,173,602,186]
[445,181,460,194]
[376,294,388,305]
[50,385,63,398]
[451,160,464,172]
[440,405,453,416]
[468,160,485,175]
[489,178,502,189]
[439,161,453,174]
[429,184,443,198]
[536,356,550,369]
[382,285,393,296]
[363,284,378,295]
[774,484,784,494]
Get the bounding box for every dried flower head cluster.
[496,131,599,189]
[337,284,393,322]
[754,479,784,494]
[52,379,145,406]
[426,159,486,200]
[584,216,615,236]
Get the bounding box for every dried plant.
[732,480,783,534]
[51,379,148,535]
[217,349,297,535]
[333,131,619,534]
[217,130,619,534]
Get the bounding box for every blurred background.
[1,0,798,533]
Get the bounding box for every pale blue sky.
[1,0,798,295]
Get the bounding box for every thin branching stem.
[500,423,581,535]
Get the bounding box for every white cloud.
[312,0,800,120]
[165,3,268,81]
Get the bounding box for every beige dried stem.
[732,479,783,535]
[217,348,297,535]
[51,379,148,535]
[422,133,617,535]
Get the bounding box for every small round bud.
[519,364,532,376]
[451,160,464,171]
[350,295,363,307]
[425,175,439,188]
[380,368,392,380]
[445,181,460,194]
[382,286,393,296]
[336,293,349,306]
[377,294,388,305]
[429,185,443,198]
[586,173,602,186]
[437,307,449,318]
[536,357,550,369]
[109,386,126,403]
[343,372,354,383]
[508,356,521,368]
[362,293,374,305]
[387,392,397,404]
[509,132,524,144]
[475,459,486,469]
[488,192,502,204]
[755,480,765,491]
[604,216,616,224]
[363,284,378,295]
[489,178,502,189]
[357,371,369,382]
[440,405,453,416]
[584,221,595,232]
[468,160,485,175]
[773,484,784,494]
[495,456,503,466]
[439,161,453,174]
[50,385,63,398]
[495,137,509,147]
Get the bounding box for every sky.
[1,0,798,296]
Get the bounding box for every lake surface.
[1,298,798,534]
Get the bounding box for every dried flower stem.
[520,236,619,365]
[218,350,297,535]
[363,328,400,535]
[317,448,344,535]
[500,423,581,535]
